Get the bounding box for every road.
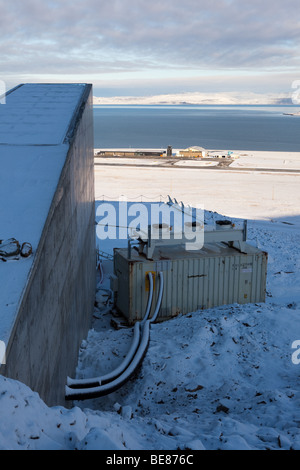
[94,158,300,174]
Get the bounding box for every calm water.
[93,105,300,152]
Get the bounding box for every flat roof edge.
[64,84,93,145]
[0,84,24,102]
[1,83,93,146]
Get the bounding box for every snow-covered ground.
[0,206,299,450]
[0,151,299,450]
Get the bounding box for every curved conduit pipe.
[65,321,151,401]
[65,272,164,401]
[141,270,154,324]
[149,271,164,324]
[66,272,154,391]
[67,321,141,389]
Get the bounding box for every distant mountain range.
[93,92,293,106]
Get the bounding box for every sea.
[93,105,300,152]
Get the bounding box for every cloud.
[1,0,300,90]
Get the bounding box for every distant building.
[167,145,172,157]
[177,146,206,158]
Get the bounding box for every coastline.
[95,148,300,170]
[94,149,300,221]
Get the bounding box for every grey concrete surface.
[1,84,96,406]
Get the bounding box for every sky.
[1,0,300,99]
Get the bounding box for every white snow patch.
[0,208,299,450]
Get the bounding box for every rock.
[121,405,133,419]
[216,404,230,414]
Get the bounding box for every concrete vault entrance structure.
[0,83,96,406]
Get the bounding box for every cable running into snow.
[65,272,164,400]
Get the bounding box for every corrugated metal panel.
[114,244,268,324]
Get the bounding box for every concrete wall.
[1,86,96,406]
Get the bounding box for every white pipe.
[141,272,154,325]
[65,273,164,400]
[150,271,164,323]
[67,321,141,388]
[65,321,151,400]
[67,273,154,389]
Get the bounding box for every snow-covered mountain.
[93,92,291,106]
